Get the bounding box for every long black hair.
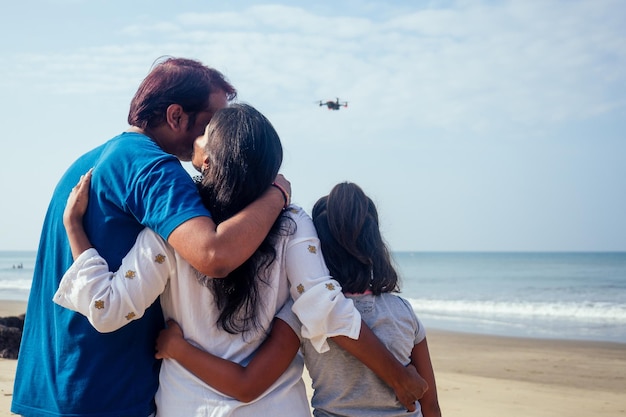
[312,182,399,295]
[196,103,290,334]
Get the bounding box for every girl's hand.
[63,169,93,229]
[155,319,185,360]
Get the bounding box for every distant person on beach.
[154,182,442,416]
[12,58,292,417]
[55,104,428,416]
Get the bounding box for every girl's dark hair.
[197,103,290,334]
[128,57,237,130]
[312,182,399,295]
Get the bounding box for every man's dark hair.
[128,57,237,130]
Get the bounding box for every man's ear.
[165,104,185,130]
[201,156,210,174]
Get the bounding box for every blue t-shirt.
[12,132,210,417]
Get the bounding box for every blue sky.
[1,0,625,251]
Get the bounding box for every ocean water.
[395,252,626,344]
[1,250,625,343]
[0,251,35,302]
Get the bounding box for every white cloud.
[5,1,624,139]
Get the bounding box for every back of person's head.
[128,56,236,130]
[312,182,399,295]
[198,103,282,222]
[196,103,289,335]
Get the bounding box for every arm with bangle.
[271,181,290,209]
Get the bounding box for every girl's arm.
[155,318,301,403]
[411,338,442,417]
[54,170,174,333]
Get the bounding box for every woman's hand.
[155,319,186,360]
[64,169,94,260]
[63,168,93,229]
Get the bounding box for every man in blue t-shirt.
[11,57,289,417]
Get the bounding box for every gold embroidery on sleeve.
[125,312,136,321]
[307,245,317,254]
[325,283,335,291]
[94,300,105,310]
[125,270,136,279]
[154,254,166,264]
[296,284,305,294]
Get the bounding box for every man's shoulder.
[96,133,181,177]
[105,132,165,157]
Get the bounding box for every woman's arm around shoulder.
[168,175,290,278]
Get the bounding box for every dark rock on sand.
[0,314,25,359]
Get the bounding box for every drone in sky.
[318,98,348,110]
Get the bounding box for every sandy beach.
[1,300,625,417]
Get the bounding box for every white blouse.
[54,206,361,417]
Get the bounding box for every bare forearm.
[169,339,260,401]
[211,187,285,273]
[412,339,441,417]
[421,400,442,417]
[160,320,299,403]
[169,186,285,277]
[64,221,93,260]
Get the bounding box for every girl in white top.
[56,104,425,416]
